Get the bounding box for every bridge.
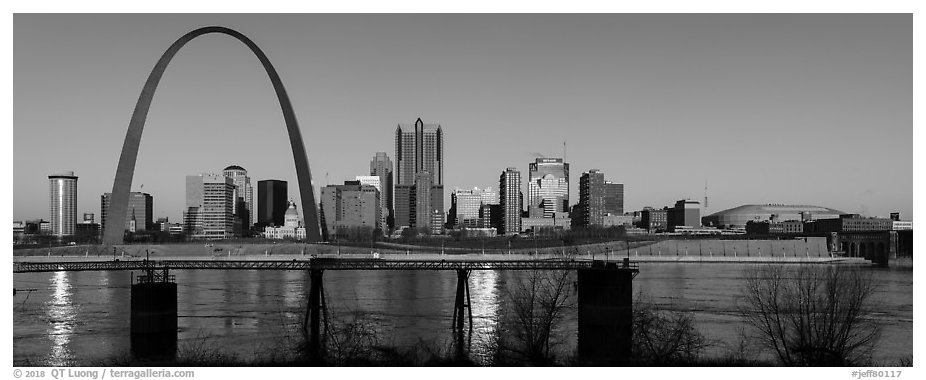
[14,255,639,363]
[13,257,637,273]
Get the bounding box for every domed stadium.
[702,204,845,228]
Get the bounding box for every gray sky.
[13,14,912,223]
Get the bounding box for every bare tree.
[632,293,709,364]
[739,263,881,366]
[498,269,575,365]
[323,310,382,365]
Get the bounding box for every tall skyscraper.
[577,169,624,227]
[48,171,78,237]
[370,152,394,229]
[528,158,569,218]
[499,167,522,236]
[394,118,444,233]
[183,173,235,239]
[223,165,254,230]
[101,192,153,232]
[257,179,288,227]
[320,180,382,240]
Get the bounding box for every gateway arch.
[102,26,321,244]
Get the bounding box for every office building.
[257,180,288,227]
[320,180,382,240]
[602,214,633,227]
[155,217,169,231]
[75,218,100,240]
[808,214,894,233]
[746,220,805,235]
[527,158,569,218]
[481,203,502,230]
[892,221,913,231]
[223,165,254,231]
[356,175,387,231]
[394,118,444,233]
[602,182,624,215]
[640,207,668,232]
[499,167,521,236]
[183,173,235,239]
[49,171,78,237]
[370,152,394,228]
[522,212,572,235]
[13,221,25,243]
[101,192,153,233]
[449,187,499,229]
[668,199,702,230]
[576,169,624,227]
[39,220,51,233]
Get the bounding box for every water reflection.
[282,270,305,309]
[46,271,75,366]
[14,264,913,365]
[468,270,499,360]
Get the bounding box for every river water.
[12,263,912,366]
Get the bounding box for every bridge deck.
[13,258,639,273]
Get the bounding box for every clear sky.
[13,13,912,223]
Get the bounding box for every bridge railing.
[13,258,640,273]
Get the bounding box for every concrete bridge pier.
[304,268,328,360]
[452,269,474,333]
[130,268,177,360]
[577,260,634,364]
[451,269,474,358]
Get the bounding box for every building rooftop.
[706,204,845,217]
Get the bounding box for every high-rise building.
[320,180,382,240]
[370,152,394,229]
[183,173,235,239]
[668,199,701,229]
[577,169,624,227]
[414,172,444,235]
[257,180,288,227]
[527,158,569,218]
[48,171,78,237]
[450,187,499,229]
[355,175,386,232]
[223,165,254,232]
[394,118,444,233]
[101,192,153,232]
[499,167,522,236]
[603,181,624,215]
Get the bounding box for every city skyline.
[13,14,913,224]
